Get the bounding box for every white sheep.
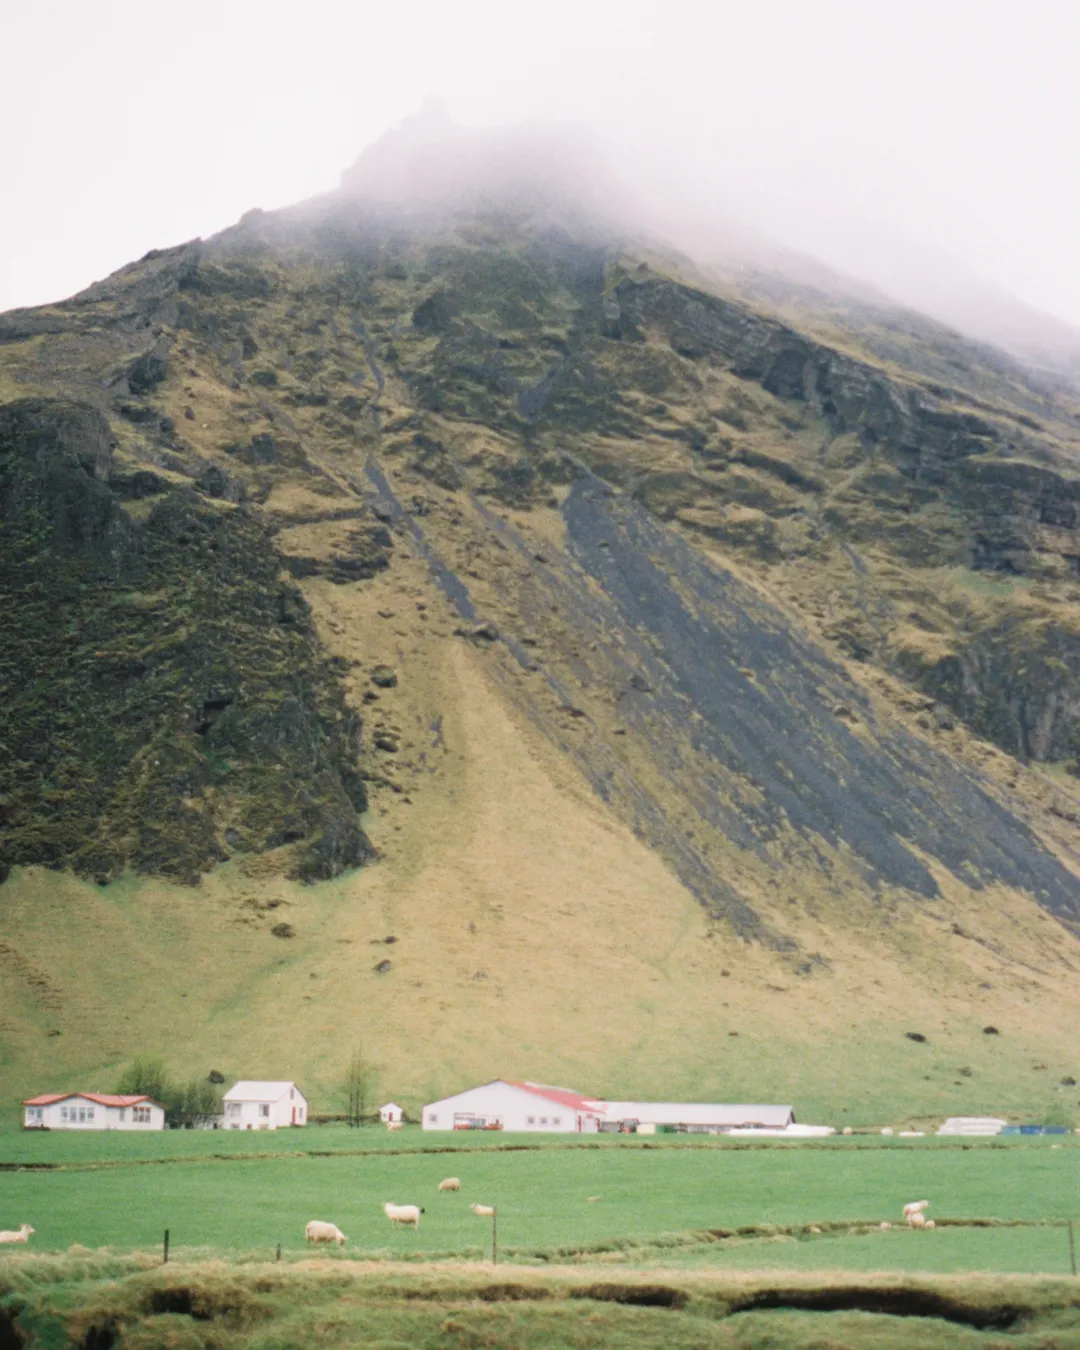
[879,1221,891,1230]
[305,1220,347,1248]
[470,1203,495,1217]
[908,1211,931,1229]
[880,1127,894,1136]
[842,1126,853,1136]
[925,1220,936,1229]
[0,1224,33,1244]
[903,1200,930,1222]
[386,1120,403,1132]
[438,1177,461,1192]
[383,1202,423,1228]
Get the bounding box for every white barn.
[223,1081,308,1129]
[422,1081,606,1132]
[379,1102,404,1124]
[22,1093,165,1131]
[421,1083,808,1135]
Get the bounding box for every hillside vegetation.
[2,120,1080,1119]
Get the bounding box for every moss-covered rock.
[0,397,372,885]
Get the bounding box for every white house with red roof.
[22,1093,165,1130]
[421,1080,606,1132]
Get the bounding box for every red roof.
[22,1093,160,1108]
[505,1081,606,1115]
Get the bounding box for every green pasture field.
[2,1127,1079,1275]
[5,1132,1080,1349]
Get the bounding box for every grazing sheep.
[842,1126,853,1136]
[908,1211,929,1229]
[0,1225,33,1244]
[470,1204,495,1217]
[879,1221,891,1230]
[438,1178,461,1192]
[383,1202,423,1228]
[809,1226,822,1234]
[305,1220,347,1248]
[880,1127,894,1136]
[903,1201,930,1222]
[587,1196,601,1203]
[925,1220,936,1229]
[386,1120,403,1132]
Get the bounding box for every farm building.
[223,1081,307,1129]
[422,1081,606,1132]
[599,1102,797,1133]
[937,1117,1008,1136]
[422,1084,808,1134]
[379,1102,404,1124]
[22,1093,165,1130]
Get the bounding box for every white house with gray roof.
[223,1081,307,1129]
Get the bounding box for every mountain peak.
[337,108,631,231]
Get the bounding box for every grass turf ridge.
[2,1256,1078,1344]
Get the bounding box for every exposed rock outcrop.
[0,397,373,884]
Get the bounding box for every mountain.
[2,116,1080,1123]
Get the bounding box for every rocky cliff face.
[0,398,373,885]
[1,145,1079,922]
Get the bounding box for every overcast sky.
[3,0,1078,333]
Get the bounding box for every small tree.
[345,1048,378,1128]
[1043,1098,1075,1130]
[115,1055,172,1104]
[169,1080,224,1129]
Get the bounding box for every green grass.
[3,1128,1079,1276]
[4,1253,1080,1350]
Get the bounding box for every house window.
[290,1089,295,1100]
[227,1102,241,1117]
[27,1107,43,1122]
[133,1106,151,1124]
[427,1114,438,1125]
[259,1103,270,1118]
[539,1116,548,1125]
[77,1106,95,1123]
[526,1116,535,1125]
[119,1109,126,1122]
[552,1117,561,1126]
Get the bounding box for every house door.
[291,1107,297,1125]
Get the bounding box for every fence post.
[163,1229,169,1265]
[276,1242,282,1263]
[1069,1221,1076,1276]
[492,1208,498,1266]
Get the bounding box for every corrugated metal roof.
[22,1093,159,1108]
[223,1080,304,1102]
[600,1102,795,1128]
[505,1081,606,1114]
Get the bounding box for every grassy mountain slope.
[2,124,1080,1122]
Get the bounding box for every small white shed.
[937,1116,1008,1136]
[22,1093,165,1131]
[379,1102,404,1124]
[223,1081,308,1129]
